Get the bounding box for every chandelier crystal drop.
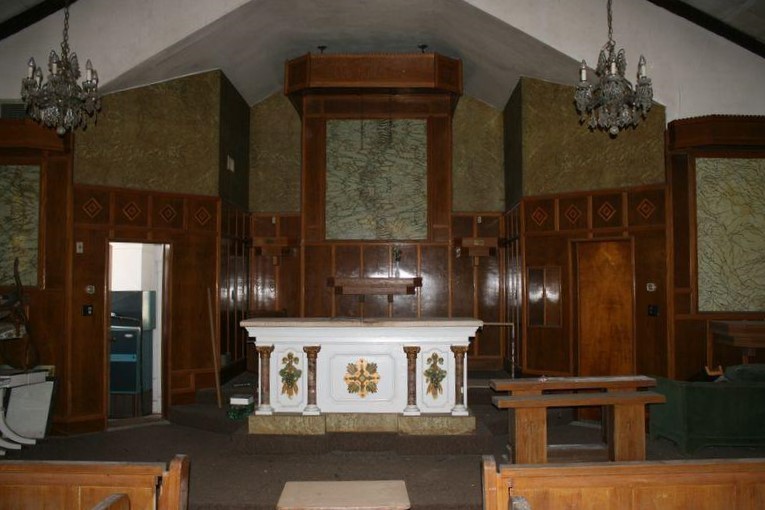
[574,0,653,136]
[21,1,100,135]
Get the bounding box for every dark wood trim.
[668,116,765,150]
[0,0,80,41]
[644,0,765,60]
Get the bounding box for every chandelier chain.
[62,2,70,56]
[607,0,613,45]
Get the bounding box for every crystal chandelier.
[574,0,652,136]
[21,0,100,135]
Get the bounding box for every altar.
[241,318,482,427]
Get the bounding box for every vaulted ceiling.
[1,0,764,112]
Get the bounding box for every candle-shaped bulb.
[49,50,59,74]
[27,57,35,78]
[579,60,587,82]
[638,55,647,79]
[609,60,617,75]
[85,59,93,81]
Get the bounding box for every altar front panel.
[242,319,481,415]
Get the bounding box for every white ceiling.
[99,0,579,109]
[1,0,764,118]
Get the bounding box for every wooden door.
[576,240,635,376]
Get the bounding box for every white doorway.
[108,242,166,419]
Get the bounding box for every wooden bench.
[482,455,765,510]
[490,376,665,464]
[0,454,189,510]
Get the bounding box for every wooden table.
[490,375,664,464]
[276,480,410,510]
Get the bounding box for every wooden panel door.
[576,240,635,376]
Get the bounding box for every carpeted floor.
[5,373,765,509]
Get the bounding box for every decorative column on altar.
[255,345,275,415]
[403,346,421,416]
[450,345,469,416]
[302,345,321,415]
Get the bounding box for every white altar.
[241,318,482,417]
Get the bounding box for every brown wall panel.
[74,187,110,226]
[634,230,668,376]
[391,244,419,318]
[671,155,691,290]
[113,191,149,228]
[524,199,556,233]
[304,245,332,317]
[592,193,623,230]
[628,188,665,227]
[335,245,362,317]
[673,320,708,380]
[362,245,391,318]
[70,225,108,418]
[420,246,449,317]
[558,197,588,231]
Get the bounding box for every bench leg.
[609,403,646,461]
[512,408,547,464]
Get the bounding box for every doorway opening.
[107,242,167,428]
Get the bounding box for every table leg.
[609,403,646,461]
[512,407,547,464]
[0,388,36,446]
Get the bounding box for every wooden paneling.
[519,185,668,378]
[71,184,220,419]
[592,193,623,230]
[1,121,75,431]
[419,245,449,318]
[558,197,588,231]
[304,245,333,317]
[667,116,765,378]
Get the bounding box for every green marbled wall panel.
[520,78,665,196]
[74,72,220,196]
[325,119,428,240]
[249,93,301,213]
[0,165,39,286]
[453,95,504,212]
[696,158,765,312]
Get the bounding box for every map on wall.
[0,165,40,286]
[325,119,427,240]
[696,158,765,312]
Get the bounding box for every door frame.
[104,240,172,423]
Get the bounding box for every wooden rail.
[0,454,189,510]
[482,455,765,510]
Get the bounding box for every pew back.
[482,455,765,510]
[0,454,189,510]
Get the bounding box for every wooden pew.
[0,454,189,510]
[490,376,665,463]
[482,455,765,510]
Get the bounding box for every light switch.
[76,241,84,254]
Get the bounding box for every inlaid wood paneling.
[304,245,333,317]
[113,191,149,228]
[558,197,588,231]
[518,184,668,378]
[74,186,110,226]
[628,189,665,227]
[592,193,623,230]
[524,199,555,233]
[391,244,419,318]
